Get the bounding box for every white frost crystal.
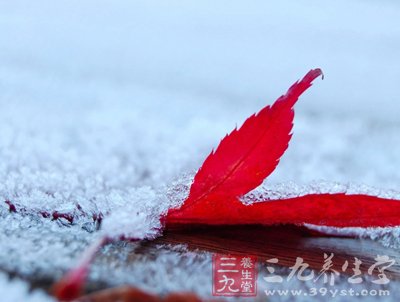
[0,272,55,302]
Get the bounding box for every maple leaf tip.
[308,68,324,81]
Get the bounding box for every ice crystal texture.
[0,272,55,302]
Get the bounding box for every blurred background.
[0,1,400,301]
[1,0,399,189]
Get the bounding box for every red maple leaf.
[165,68,400,229]
[54,69,400,301]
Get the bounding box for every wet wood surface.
[157,225,400,279]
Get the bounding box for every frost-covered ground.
[0,0,400,301]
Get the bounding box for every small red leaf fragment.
[53,266,88,301]
[53,237,109,301]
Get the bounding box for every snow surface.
[0,0,400,301]
[0,272,55,302]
